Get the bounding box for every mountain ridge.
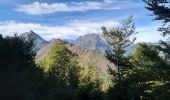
[36,38,115,73]
[20,31,140,55]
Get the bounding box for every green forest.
[0,0,170,100]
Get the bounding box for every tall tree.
[127,44,169,99]
[0,34,44,100]
[41,41,80,100]
[101,16,137,100]
[142,1,170,99]
[144,0,170,64]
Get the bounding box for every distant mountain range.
[20,31,117,73]
[20,31,139,55]
[21,30,166,73]
[73,33,139,55]
[20,30,140,55]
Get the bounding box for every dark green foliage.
[144,0,170,63]
[39,41,103,100]
[78,65,102,100]
[48,42,79,88]
[102,16,137,100]
[139,1,170,99]
[0,34,44,100]
[103,44,170,100]
[102,16,137,69]
[0,35,102,100]
[114,42,170,100]
[126,44,169,99]
[39,41,80,100]
[144,0,170,36]
[144,0,170,22]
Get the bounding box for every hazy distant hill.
[20,30,49,52]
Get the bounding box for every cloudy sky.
[0,0,165,42]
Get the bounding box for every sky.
[0,0,166,42]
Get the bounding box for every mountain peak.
[28,30,35,34]
[74,33,111,53]
[20,31,48,52]
[21,30,38,38]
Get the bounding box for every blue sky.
[0,0,165,42]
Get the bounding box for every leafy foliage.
[144,0,170,64]
[127,44,169,99]
[0,34,44,100]
[102,16,137,100]
[78,65,102,100]
[38,41,104,100]
[144,0,170,36]
[39,41,80,100]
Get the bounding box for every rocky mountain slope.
[20,30,48,52]
[73,33,138,55]
[73,33,111,54]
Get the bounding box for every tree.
[78,65,102,100]
[40,41,80,100]
[143,1,170,99]
[0,34,44,100]
[144,0,170,64]
[101,16,137,100]
[144,0,170,36]
[127,43,169,99]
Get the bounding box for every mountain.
[74,33,111,53]
[36,39,62,60]
[66,43,115,73]
[36,39,115,73]
[20,31,138,56]
[73,33,138,55]
[20,30,49,52]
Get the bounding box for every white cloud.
[15,1,142,15]
[0,20,164,42]
[0,20,119,40]
[0,19,165,43]
[136,25,165,43]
